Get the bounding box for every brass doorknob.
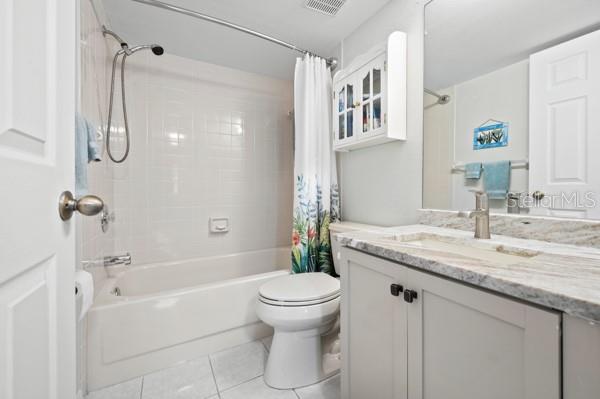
[58,191,104,221]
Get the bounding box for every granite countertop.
[337,225,600,322]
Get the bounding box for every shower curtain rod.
[131,0,339,70]
[424,88,451,105]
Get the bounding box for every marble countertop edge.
[337,225,600,323]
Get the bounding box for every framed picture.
[473,121,509,150]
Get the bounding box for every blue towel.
[75,113,101,196]
[464,162,482,179]
[483,161,511,199]
[86,119,101,163]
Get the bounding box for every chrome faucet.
[458,191,491,239]
[103,253,132,267]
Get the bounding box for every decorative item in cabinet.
[332,31,407,152]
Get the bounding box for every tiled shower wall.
[109,50,294,265]
[79,0,114,286]
[79,0,114,396]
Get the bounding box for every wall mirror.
[423,0,600,219]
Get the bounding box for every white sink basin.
[382,233,539,265]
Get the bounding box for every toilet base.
[264,325,340,389]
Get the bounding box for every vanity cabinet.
[332,31,406,151]
[340,248,561,399]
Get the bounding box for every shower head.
[128,44,165,56]
[151,45,164,56]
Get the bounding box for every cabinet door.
[357,55,387,139]
[406,269,561,399]
[340,249,408,399]
[333,78,358,147]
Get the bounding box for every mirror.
[423,0,600,219]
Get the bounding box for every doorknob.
[532,191,545,201]
[58,191,104,221]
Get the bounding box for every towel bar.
[451,160,529,173]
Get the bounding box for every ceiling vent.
[305,0,347,16]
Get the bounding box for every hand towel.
[464,162,482,179]
[483,161,511,199]
[75,113,89,196]
[86,118,102,162]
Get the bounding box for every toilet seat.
[258,273,340,307]
[259,291,340,307]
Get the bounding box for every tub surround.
[337,224,600,322]
[419,208,600,249]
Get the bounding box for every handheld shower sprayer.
[102,27,164,163]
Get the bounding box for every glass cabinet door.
[346,82,355,138]
[361,70,371,133]
[334,79,358,145]
[358,57,385,137]
[338,86,346,140]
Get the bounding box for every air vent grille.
[305,0,347,16]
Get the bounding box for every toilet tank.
[329,222,382,275]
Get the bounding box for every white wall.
[333,0,425,226]
[109,53,294,265]
[423,87,454,209]
[423,59,529,212]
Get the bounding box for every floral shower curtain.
[291,55,340,275]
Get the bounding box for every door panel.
[529,29,600,218]
[340,250,407,399]
[0,0,77,398]
[406,269,561,399]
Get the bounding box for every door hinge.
[384,60,387,71]
[384,113,387,124]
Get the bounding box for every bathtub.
[87,247,290,391]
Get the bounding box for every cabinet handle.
[404,289,418,303]
[390,284,403,297]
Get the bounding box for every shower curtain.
[291,55,340,275]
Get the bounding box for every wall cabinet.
[340,248,561,399]
[333,32,407,151]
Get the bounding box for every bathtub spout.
[104,253,132,267]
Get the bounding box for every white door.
[0,0,77,398]
[529,29,600,219]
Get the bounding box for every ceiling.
[101,0,392,80]
[425,0,600,90]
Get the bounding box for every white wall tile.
[110,53,293,265]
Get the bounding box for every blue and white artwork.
[473,122,509,150]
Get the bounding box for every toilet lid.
[259,272,340,303]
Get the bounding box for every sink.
[381,233,539,265]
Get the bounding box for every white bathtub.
[87,247,290,391]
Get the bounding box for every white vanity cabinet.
[340,248,561,399]
[333,31,406,151]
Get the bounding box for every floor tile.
[142,357,217,399]
[210,341,267,391]
[262,335,273,352]
[295,374,340,399]
[220,377,297,399]
[86,378,142,399]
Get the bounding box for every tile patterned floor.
[86,338,340,399]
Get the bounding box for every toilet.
[256,222,379,389]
